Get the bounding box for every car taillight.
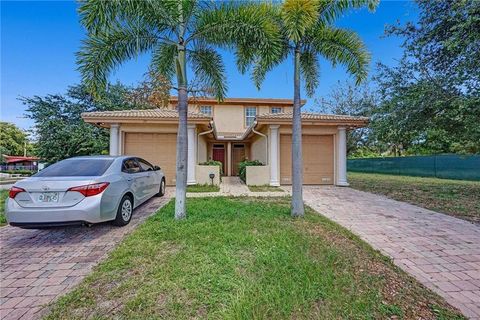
[67,182,110,197]
[9,186,26,199]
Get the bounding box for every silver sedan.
[5,156,166,228]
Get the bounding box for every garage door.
[124,133,177,186]
[280,135,334,185]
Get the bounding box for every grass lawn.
[248,185,284,192]
[348,172,480,224]
[186,184,220,193]
[0,189,8,226]
[46,197,462,319]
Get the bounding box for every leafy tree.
[375,0,480,154]
[22,84,139,164]
[77,0,280,219]
[244,0,376,217]
[0,122,32,160]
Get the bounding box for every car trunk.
[13,176,96,208]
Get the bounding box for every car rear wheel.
[113,195,133,226]
[156,178,166,197]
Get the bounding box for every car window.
[34,159,114,177]
[138,158,154,171]
[122,159,141,174]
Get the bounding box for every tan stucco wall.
[246,165,270,186]
[167,102,292,134]
[198,134,208,163]
[250,134,268,164]
[196,165,220,185]
[213,105,245,133]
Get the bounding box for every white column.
[269,125,280,186]
[109,124,120,156]
[187,124,197,185]
[337,126,349,186]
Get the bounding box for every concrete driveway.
[0,192,171,320]
[299,186,480,319]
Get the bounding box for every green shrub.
[199,160,223,175]
[0,170,34,175]
[238,160,264,182]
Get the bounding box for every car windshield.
[34,159,114,177]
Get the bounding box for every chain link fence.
[347,154,480,181]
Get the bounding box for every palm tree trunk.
[174,44,188,220]
[291,46,304,217]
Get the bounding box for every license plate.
[38,192,59,203]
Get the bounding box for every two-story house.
[81,97,367,186]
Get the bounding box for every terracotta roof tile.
[256,112,368,122]
[81,108,211,119]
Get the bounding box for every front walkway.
[187,176,287,197]
[298,186,480,319]
[0,191,172,320]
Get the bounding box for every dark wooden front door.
[232,144,246,176]
[212,144,226,175]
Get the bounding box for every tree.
[77,0,280,219]
[243,0,375,217]
[0,122,32,159]
[374,0,480,154]
[22,84,139,164]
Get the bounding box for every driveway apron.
[299,186,480,319]
[0,191,171,320]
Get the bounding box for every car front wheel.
[113,195,133,226]
[156,178,166,197]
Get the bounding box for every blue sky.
[1,0,418,131]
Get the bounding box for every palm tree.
[243,0,377,217]
[77,0,280,219]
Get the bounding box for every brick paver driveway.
[0,191,171,320]
[300,186,480,319]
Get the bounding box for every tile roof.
[81,108,211,119]
[256,112,369,122]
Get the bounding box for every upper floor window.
[200,105,212,116]
[245,107,257,127]
[271,107,282,114]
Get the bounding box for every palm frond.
[194,1,284,88]
[319,0,379,24]
[300,48,320,96]
[151,43,177,82]
[78,0,177,36]
[76,22,158,96]
[282,0,319,42]
[310,26,370,84]
[188,44,227,100]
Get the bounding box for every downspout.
[252,121,268,165]
[197,120,214,163]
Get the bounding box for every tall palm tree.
[243,0,377,217]
[77,0,280,219]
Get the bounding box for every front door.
[212,144,226,175]
[232,144,246,176]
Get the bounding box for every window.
[271,107,282,114]
[137,158,154,171]
[34,159,114,177]
[200,105,212,116]
[122,158,141,174]
[245,107,257,127]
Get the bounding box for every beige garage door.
[280,135,334,185]
[124,133,177,186]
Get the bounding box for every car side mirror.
[154,165,161,171]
